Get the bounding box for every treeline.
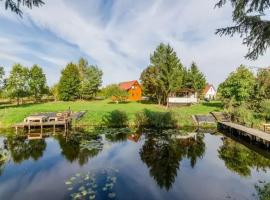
[218,65,270,125]
[53,58,102,101]
[140,43,206,106]
[0,58,103,104]
[0,64,48,105]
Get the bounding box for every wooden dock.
[218,121,270,148]
[14,120,71,133]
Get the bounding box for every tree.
[218,65,256,104]
[6,64,29,105]
[1,0,44,16]
[50,84,59,102]
[58,63,81,101]
[141,43,184,106]
[100,84,128,103]
[216,0,270,60]
[140,65,162,102]
[0,67,5,89]
[28,65,48,102]
[77,58,103,99]
[184,62,206,95]
[249,67,270,111]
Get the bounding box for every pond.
[0,128,270,200]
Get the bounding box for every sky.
[0,0,269,87]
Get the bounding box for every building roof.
[204,84,216,94]
[119,80,139,90]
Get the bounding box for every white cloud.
[0,0,269,86]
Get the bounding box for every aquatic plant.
[56,134,103,166]
[134,109,177,129]
[102,110,129,128]
[255,181,270,200]
[65,167,119,200]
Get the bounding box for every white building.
[168,89,198,106]
[204,84,216,100]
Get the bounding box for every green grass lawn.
[0,100,223,128]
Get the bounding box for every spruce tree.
[58,63,81,101]
[149,43,184,106]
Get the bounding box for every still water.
[0,129,270,200]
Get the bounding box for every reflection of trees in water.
[55,133,103,166]
[140,130,205,190]
[5,136,46,163]
[218,137,270,177]
[0,141,10,175]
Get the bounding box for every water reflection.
[140,129,205,190]
[4,135,46,163]
[218,137,270,177]
[55,133,103,166]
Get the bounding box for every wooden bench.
[263,123,270,132]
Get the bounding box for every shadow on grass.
[0,102,44,110]
[201,101,223,108]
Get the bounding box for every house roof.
[204,84,216,94]
[119,80,139,90]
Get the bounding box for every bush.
[99,84,128,103]
[226,104,255,126]
[102,110,129,128]
[134,109,177,129]
[261,100,270,121]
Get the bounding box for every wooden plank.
[220,122,270,142]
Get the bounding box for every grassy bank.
[0,100,222,128]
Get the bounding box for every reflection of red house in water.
[128,134,141,143]
[119,80,142,101]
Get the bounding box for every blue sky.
[0,0,269,86]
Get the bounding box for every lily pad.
[65,181,72,185]
[108,192,116,198]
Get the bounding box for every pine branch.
[1,0,44,16]
[216,0,270,59]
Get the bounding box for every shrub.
[99,84,128,103]
[261,100,270,121]
[134,109,177,129]
[226,104,255,126]
[102,110,129,128]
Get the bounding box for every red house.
[119,80,142,101]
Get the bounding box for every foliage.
[6,64,29,105]
[1,0,44,16]
[100,84,128,103]
[140,131,205,190]
[255,182,270,200]
[50,84,59,101]
[249,68,270,112]
[140,65,162,102]
[28,65,48,102]
[141,43,185,106]
[218,65,256,103]
[58,63,81,101]
[0,67,5,90]
[261,100,270,121]
[184,62,206,94]
[226,103,255,126]
[218,137,270,177]
[5,135,46,163]
[134,109,177,128]
[77,58,103,99]
[102,110,129,128]
[56,133,103,166]
[216,0,270,60]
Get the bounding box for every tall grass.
[134,109,177,129]
[102,110,129,128]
